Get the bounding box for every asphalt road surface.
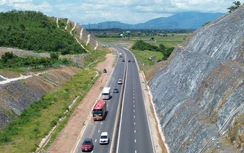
[116,47,154,153]
[74,45,154,153]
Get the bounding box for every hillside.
[0,67,82,128]
[149,5,244,153]
[136,12,225,29]
[0,10,102,54]
[83,12,225,30]
[0,11,104,129]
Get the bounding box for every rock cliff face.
[149,6,244,153]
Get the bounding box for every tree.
[228,1,241,13]
[1,52,16,63]
[50,52,59,60]
[159,44,166,52]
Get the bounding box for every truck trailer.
[102,87,110,100]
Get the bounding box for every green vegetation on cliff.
[0,10,85,54]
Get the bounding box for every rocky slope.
[0,67,81,129]
[57,18,103,51]
[149,5,244,153]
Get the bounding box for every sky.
[0,0,243,25]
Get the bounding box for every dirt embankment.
[0,66,81,129]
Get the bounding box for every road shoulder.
[139,71,169,153]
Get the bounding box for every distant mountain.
[84,12,225,30]
[83,21,132,29]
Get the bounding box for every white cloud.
[1,0,32,5]
[1,0,244,24]
[12,1,52,12]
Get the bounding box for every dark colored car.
[81,138,93,152]
[103,68,107,73]
[128,60,131,62]
[113,88,119,93]
[122,59,125,62]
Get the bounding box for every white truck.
[102,87,111,100]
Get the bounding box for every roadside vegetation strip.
[0,69,97,153]
[131,50,164,72]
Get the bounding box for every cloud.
[1,0,244,24]
[1,0,32,5]
[0,0,53,14]
[13,1,52,12]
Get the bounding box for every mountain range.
[83,12,225,30]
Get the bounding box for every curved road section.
[73,45,154,153]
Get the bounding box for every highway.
[73,44,154,153]
[116,47,154,153]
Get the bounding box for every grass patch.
[83,50,108,68]
[96,33,189,47]
[148,34,188,47]
[131,50,163,72]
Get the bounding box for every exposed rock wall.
[68,20,103,51]
[149,6,244,153]
[0,67,81,129]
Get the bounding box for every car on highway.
[103,68,107,73]
[118,79,122,85]
[81,138,93,152]
[113,88,119,93]
[99,132,109,144]
[122,59,125,62]
[128,60,131,62]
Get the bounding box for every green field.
[96,32,189,48]
[131,50,163,72]
[97,31,189,73]
[146,34,188,47]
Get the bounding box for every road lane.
[117,47,154,153]
[74,47,126,153]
